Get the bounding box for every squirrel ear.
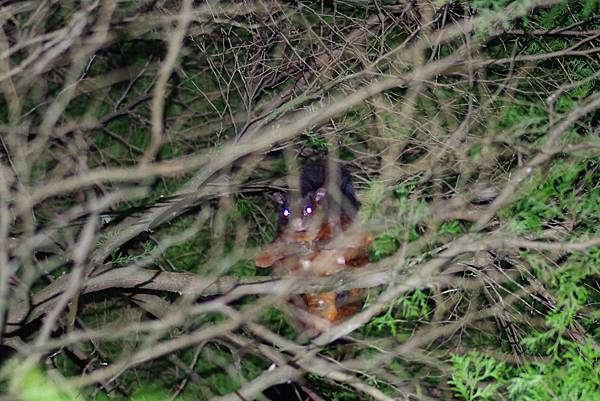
[314,187,327,202]
[272,192,287,205]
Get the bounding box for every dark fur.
[299,162,358,208]
[276,161,358,233]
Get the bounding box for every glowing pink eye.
[282,208,290,217]
[304,206,313,215]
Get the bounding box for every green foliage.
[495,156,600,398]
[5,360,200,401]
[365,178,430,261]
[395,289,431,320]
[110,241,155,266]
[470,0,514,11]
[129,385,178,401]
[304,131,331,150]
[158,223,213,272]
[582,0,600,16]
[538,0,599,28]
[363,289,431,337]
[521,248,599,355]
[370,232,399,261]
[9,364,75,401]
[508,342,600,401]
[449,352,507,401]
[439,220,464,235]
[502,158,599,234]
[308,374,361,401]
[228,258,256,277]
[258,306,298,338]
[360,181,386,220]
